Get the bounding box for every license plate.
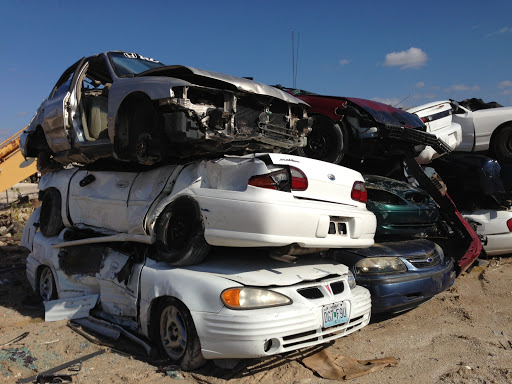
[322,301,349,328]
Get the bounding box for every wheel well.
[489,121,512,147]
[148,295,188,335]
[26,125,51,157]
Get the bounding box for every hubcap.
[39,268,54,301]
[160,306,187,360]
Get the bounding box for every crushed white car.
[407,101,462,164]
[22,224,372,370]
[463,209,512,256]
[36,153,376,265]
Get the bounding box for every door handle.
[79,174,96,187]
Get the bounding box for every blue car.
[329,239,456,314]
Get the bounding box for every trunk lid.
[265,153,366,207]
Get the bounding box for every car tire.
[492,125,512,163]
[296,115,345,164]
[154,196,211,266]
[40,188,64,237]
[151,297,206,370]
[37,266,57,301]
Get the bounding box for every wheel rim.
[160,305,187,360]
[39,268,54,301]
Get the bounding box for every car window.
[108,52,164,77]
[50,61,80,98]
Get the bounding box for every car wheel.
[492,125,512,163]
[38,266,57,301]
[151,297,206,370]
[296,115,345,164]
[40,188,64,237]
[154,196,211,266]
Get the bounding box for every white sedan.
[37,153,376,265]
[22,225,372,370]
[463,209,512,256]
[407,101,462,164]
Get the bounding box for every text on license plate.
[322,301,349,328]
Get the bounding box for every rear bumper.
[355,258,455,313]
[197,192,376,248]
[416,123,462,164]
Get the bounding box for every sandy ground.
[0,206,511,384]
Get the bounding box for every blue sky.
[1,0,511,143]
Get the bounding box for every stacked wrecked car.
[20,51,383,370]
[21,52,507,371]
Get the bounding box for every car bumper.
[196,192,376,249]
[355,259,455,313]
[192,286,371,359]
[415,123,462,164]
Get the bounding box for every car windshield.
[108,52,165,77]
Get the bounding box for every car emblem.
[327,174,335,181]
[427,257,433,263]
[124,52,138,59]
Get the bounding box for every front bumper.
[355,258,455,313]
[192,286,371,359]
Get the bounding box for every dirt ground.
[0,206,511,384]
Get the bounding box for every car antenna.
[292,27,300,88]
[394,94,411,108]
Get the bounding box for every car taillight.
[351,181,367,203]
[507,218,512,232]
[248,166,308,192]
[290,166,308,191]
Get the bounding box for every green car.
[364,175,439,240]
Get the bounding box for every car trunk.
[265,153,366,208]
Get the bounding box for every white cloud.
[498,80,512,89]
[487,26,511,37]
[383,47,428,69]
[415,81,425,88]
[445,84,481,92]
[502,89,512,95]
[339,59,350,66]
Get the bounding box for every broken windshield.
[108,52,165,77]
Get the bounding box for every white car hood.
[182,252,348,287]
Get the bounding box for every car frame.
[22,223,372,369]
[36,153,376,265]
[21,52,312,167]
[273,86,451,165]
[329,239,455,313]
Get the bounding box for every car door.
[68,169,139,233]
[41,58,85,153]
[96,248,145,319]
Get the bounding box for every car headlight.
[221,287,292,310]
[355,257,407,275]
[347,270,357,289]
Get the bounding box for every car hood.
[137,65,308,106]
[296,94,425,128]
[341,239,438,258]
[182,251,348,287]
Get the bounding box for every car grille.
[235,105,294,140]
[402,250,441,268]
[297,280,345,299]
